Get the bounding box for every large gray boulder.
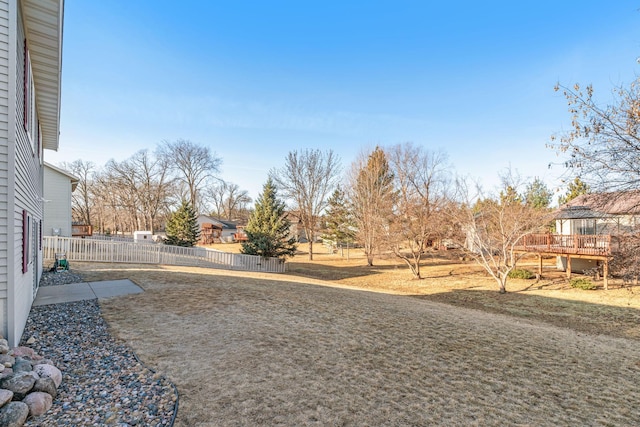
[23,391,53,417]
[33,364,61,388]
[12,358,32,374]
[0,372,36,400]
[0,388,13,406]
[0,401,29,426]
[32,377,57,399]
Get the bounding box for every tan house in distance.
[43,162,78,237]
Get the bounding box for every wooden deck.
[514,233,615,290]
[514,233,614,257]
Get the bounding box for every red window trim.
[22,210,28,273]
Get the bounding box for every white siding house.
[196,215,238,243]
[555,192,640,273]
[0,0,63,346]
[43,162,78,237]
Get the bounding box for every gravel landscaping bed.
[38,270,85,287]
[20,272,178,426]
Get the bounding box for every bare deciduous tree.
[207,181,252,221]
[387,143,452,279]
[348,147,395,266]
[550,80,640,193]
[270,149,341,260]
[98,150,175,234]
[159,139,222,213]
[455,175,549,293]
[60,159,95,226]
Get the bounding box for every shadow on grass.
[285,253,476,282]
[73,261,640,341]
[412,288,640,341]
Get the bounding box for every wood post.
[538,254,543,277]
[566,255,572,280]
[603,259,609,290]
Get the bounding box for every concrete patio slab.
[88,280,144,299]
[33,279,143,306]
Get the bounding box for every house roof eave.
[22,0,64,151]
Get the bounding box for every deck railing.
[43,236,285,273]
[515,233,613,256]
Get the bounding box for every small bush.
[570,277,597,290]
[508,268,534,279]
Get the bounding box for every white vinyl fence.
[43,236,286,273]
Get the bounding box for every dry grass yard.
[71,245,640,425]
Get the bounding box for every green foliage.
[508,268,534,279]
[558,177,590,205]
[241,179,297,258]
[165,200,200,247]
[322,186,355,245]
[570,277,597,290]
[525,178,553,209]
[352,146,396,266]
[499,185,523,206]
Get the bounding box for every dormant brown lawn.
[73,245,640,426]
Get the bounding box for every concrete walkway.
[33,279,143,306]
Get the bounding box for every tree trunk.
[308,239,314,261]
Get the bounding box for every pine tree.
[164,200,200,247]
[322,186,355,247]
[558,177,590,205]
[241,179,297,258]
[524,178,553,209]
[350,146,395,266]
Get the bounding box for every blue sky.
[46,1,640,203]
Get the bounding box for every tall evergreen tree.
[322,186,355,247]
[164,200,200,247]
[349,146,395,266]
[241,179,297,258]
[524,178,553,209]
[558,177,590,205]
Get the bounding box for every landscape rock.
[12,358,32,374]
[11,347,37,360]
[32,359,54,367]
[0,388,13,406]
[33,364,62,388]
[25,337,36,345]
[23,391,52,417]
[0,401,29,426]
[32,377,57,398]
[0,354,16,367]
[0,368,13,381]
[0,372,36,400]
[0,339,9,355]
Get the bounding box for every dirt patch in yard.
[67,254,640,426]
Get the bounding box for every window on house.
[23,40,37,154]
[578,219,596,235]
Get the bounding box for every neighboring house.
[43,162,78,237]
[287,210,321,243]
[0,0,64,346]
[556,192,640,236]
[196,215,238,243]
[553,192,640,274]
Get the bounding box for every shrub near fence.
[42,236,286,273]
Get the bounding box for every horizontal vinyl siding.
[10,4,40,346]
[0,0,10,341]
[43,166,71,236]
